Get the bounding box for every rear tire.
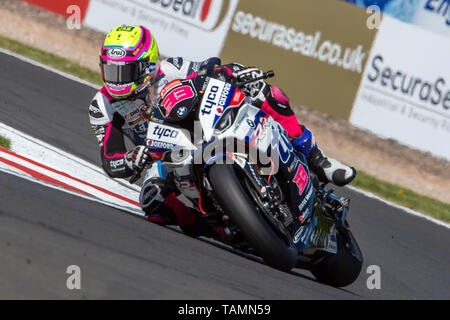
[310,230,363,287]
[208,164,297,272]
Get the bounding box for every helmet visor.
[100,61,146,84]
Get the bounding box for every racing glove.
[125,146,150,171]
[232,67,266,99]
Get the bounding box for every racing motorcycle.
[131,63,363,287]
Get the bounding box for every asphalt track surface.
[0,52,449,299]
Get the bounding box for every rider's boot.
[292,126,356,187]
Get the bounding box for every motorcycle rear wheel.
[310,229,363,287]
[208,164,298,272]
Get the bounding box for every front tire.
[208,164,297,272]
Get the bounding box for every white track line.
[0,122,140,193]
[0,121,144,217]
[0,166,143,216]
[0,47,448,230]
[346,186,449,229]
[0,148,140,211]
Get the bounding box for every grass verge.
[0,35,449,224]
[0,136,11,150]
[352,171,450,223]
[0,35,102,85]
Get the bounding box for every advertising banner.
[413,0,450,37]
[83,0,239,60]
[341,0,450,38]
[18,0,91,20]
[350,16,450,160]
[220,0,378,119]
[19,0,240,61]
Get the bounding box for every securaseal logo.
[147,0,227,30]
[231,10,368,73]
[367,55,450,112]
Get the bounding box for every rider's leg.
[139,162,196,227]
[292,126,356,186]
[139,162,227,238]
[260,86,356,186]
[259,86,303,138]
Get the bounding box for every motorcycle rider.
[89,25,356,235]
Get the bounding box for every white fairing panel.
[198,78,233,142]
[146,121,196,153]
[198,78,286,154]
[218,104,286,157]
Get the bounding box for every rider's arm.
[161,57,224,82]
[216,63,303,138]
[89,91,133,178]
[215,63,270,105]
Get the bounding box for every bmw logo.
[177,107,187,117]
[247,119,255,128]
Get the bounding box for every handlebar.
[235,70,275,88]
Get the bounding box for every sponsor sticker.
[293,165,309,195]
[152,125,180,140]
[200,84,220,116]
[110,159,124,169]
[200,81,234,116]
[293,226,304,244]
[147,139,176,150]
[117,25,135,32]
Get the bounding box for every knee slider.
[139,178,165,214]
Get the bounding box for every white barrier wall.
[340,0,450,39]
[83,0,239,60]
[350,16,450,161]
[412,0,450,38]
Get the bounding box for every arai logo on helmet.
[106,48,126,59]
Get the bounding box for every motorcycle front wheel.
[208,164,298,272]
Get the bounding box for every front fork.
[317,187,351,229]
